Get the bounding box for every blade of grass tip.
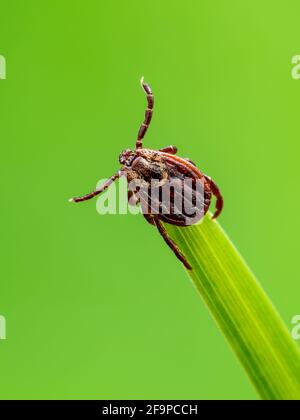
[165,214,300,400]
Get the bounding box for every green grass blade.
[165,215,300,400]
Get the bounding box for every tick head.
[119,149,136,166]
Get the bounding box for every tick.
[70,78,223,270]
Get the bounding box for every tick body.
[70,78,224,270]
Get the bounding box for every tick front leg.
[205,175,224,219]
[136,78,154,150]
[153,217,192,270]
[70,171,120,203]
[159,146,178,154]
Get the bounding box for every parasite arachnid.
[70,79,223,270]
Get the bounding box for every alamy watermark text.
[292,55,300,80]
[0,315,6,340]
[0,55,6,80]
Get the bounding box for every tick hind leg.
[153,216,192,270]
[143,213,155,225]
[205,175,224,219]
[136,78,154,150]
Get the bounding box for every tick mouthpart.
[119,149,136,166]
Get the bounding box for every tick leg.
[159,146,178,154]
[204,175,224,219]
[128,190,140,207]
[136,78,154,150]
[154,217,192,270]
[69,172,120,203]
[184,158,196,166]
[143,213,155,225]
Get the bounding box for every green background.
[0,0,299,400]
